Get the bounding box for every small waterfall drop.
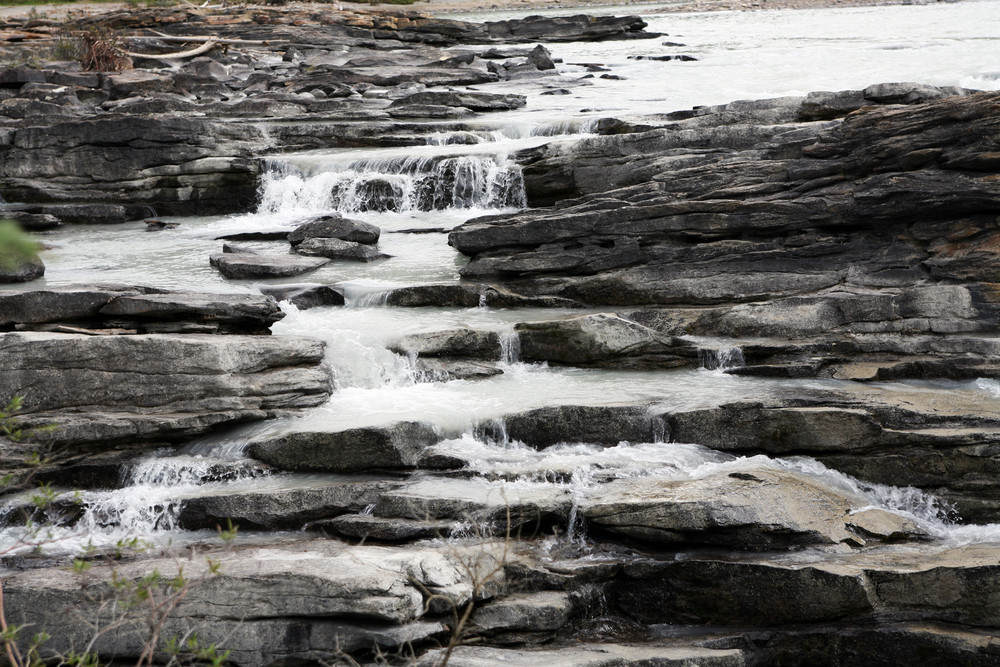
[698,346,745,371]
[257,152,526,218]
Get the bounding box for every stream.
[3,0,1000,557]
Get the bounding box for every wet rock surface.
[2,5,1000,667]
[0,331,332,448]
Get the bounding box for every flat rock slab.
[416,644,746,667]
[515,313,698,368]
[582,465,927,550]
[295,237,390,261]
[374,476,573,528]
[3,540,500,667]
[177,480,398,530]
[389,327,502,359]
[0,331,331,446]
[471,591,573,633]
[618,543,1000,629]
[247,421,440,473]
[0,285,284,334]
[210,252,329,279]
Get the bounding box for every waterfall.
[698,346,745,371]
[257,152,526,219]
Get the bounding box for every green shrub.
[0,220,41,271]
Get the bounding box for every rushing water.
[4,0,1000,556]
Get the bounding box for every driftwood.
[125,38,219,59]
[124,32,272,59]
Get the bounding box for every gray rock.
[416,644,746,667]
[471,591,573,633]
[515,313,697,368]
[247,422,440,473]
[295,237,390,261]
[0,285,284,334]
[526,44,556,71]
[0,331,331,447]
[390,327,502,359]
[210,252,329,279]
[389,91,527,112]
[288,215,381,245]
[258,283,346,309]
[0,255,43,283]
[177,481,396,530]
[319,513,458,542]
[501,404,657,448]
[582,466,928,550]
[3,541,500,666]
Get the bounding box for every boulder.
[501,404,657,448]
[288,215,381,245]
[247,422,440,473]
[0,255,43,283]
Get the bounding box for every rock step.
[0,285,284,335]
[0,332,331,448]
[415,644,746,667]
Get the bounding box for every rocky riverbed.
[2,1,1000,666]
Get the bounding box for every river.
[3,0,1000,556]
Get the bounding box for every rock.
[2,211,61,231]
[3,541,501,667]
[416,645,746,667]
[526,44,556,70]
[373,477,571,531]
[0,285,285,334]
[295,237,390,261]
[318,513,457,542]
[582,465,927,549]
[0,254,43,283]
[617,544,1000,629]
[247,422,440,473]
[258,283,346,309]
[482,14,659,43]
[471,591,573,633]
[413,358,503,381]
[389,91,527,112]
[288,215,381,245]
[96,291,283,334]
[177,481,396,530]
[0,331,331,447]
[389,328,502,360]
[501,404,657,448]
[210,252,329,279]
[450,89,1000,315]
[515,313,697,368]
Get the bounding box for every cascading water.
[257,152,526,218]
[10,0,1000,560]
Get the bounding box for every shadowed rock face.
[451,90,1000,314]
